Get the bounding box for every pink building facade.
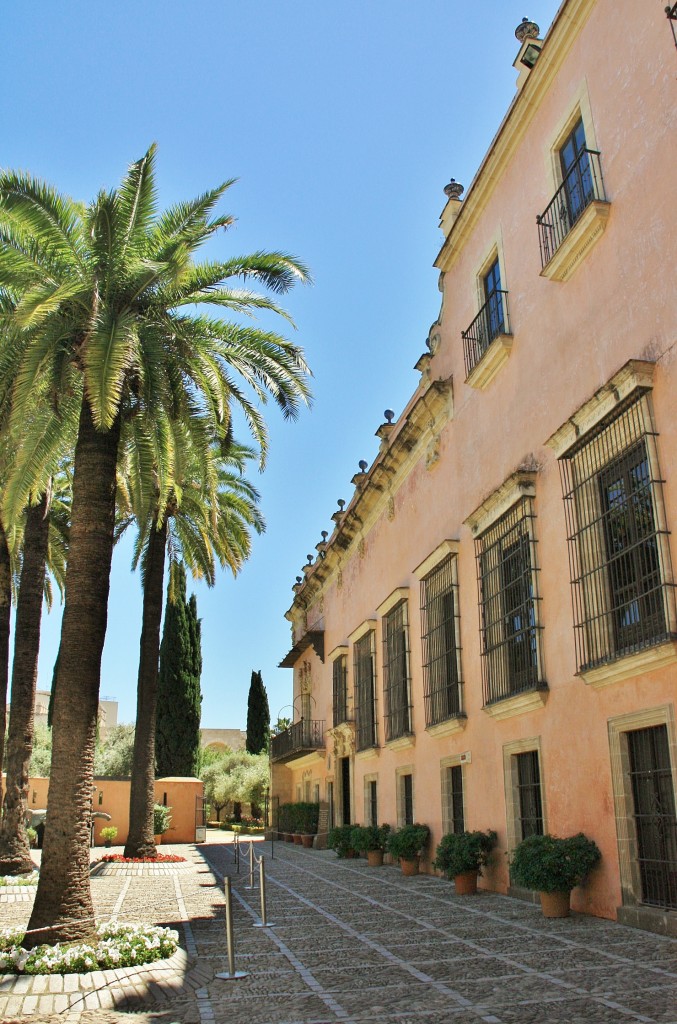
[272,0,677,935]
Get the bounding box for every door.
[341,756,351,825]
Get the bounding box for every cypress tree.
[156,566,202,777]
[246,670,270,754]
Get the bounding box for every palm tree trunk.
[0,522,11,805]
[26,402,121,947]
[0,494,50,875]
[125,516,167,858]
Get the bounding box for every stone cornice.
[286,377,453,616]
[413,540,460,581]
[435,0,598,273]
[545,360,655,457]
[376,587,410,618]
[464,471,537,538]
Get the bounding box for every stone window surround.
[608,705,677,921]
[395,765,415,828]
[363,772,379,827]
[544,79,600,195]
[546,360,677,687]
[503,736,547,855]
[465,473,548,720]
[440,754,467,836]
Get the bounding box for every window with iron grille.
[332,654,349,727]
[441,764,465,834]
[558,392,676,671]
[627,725,677,911]
[421,556,463,726]
[516,750,543,840]
[354,631,378,751]
[366,778,378,827]
[399,772,414,826]
[382,601,412,741]
[475,498,544,706]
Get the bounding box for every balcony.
[462,290,512,389]
[270,719,325,763]
[537,149,610,281]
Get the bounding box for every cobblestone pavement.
[1,838,677,1023]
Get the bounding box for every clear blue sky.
[3,1,561,730]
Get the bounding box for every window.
[628,725,677,910]
[441,763,465,835]
[559,118,594,226]
[332,654,349,727]
[483,257,506,342]
[382,601,412,741]
[365,777,378,827]
[516,750,544,839]
[354,630,378,750]
[397,771,414,826]
[421,556,463,726]
[559,391,676,672]
[476,498,544,706]
[537,108,608,275]
[462,252,511,382]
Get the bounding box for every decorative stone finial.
[358,459,368,472]
[443,179,464,201]
[384,409,395,424]
[337,499,345,512]
[306,554,313,565]
[515,17,539,42]
[321,530,328,541]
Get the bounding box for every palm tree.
[0,469,71,877]
[0,145,311,943]
[119,419,263,858]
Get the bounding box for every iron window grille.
[382,600,413,742]
[516,750,544,840]
[421,556,464,726]
[627,724,677,911]
[442,764,465,834]
[537,148,607,268]
[367,779,378,828]
[354,631,378,751]
[475,498,545,706]
[332,655,349,727]
[400,773,414,826]
[558,392,676,672]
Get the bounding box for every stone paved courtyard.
[1,835,676,1023]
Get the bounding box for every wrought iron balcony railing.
[537,148,607,268]
[462,290,510,378]
[270,719,325,763]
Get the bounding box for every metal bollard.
[253,855,275,928]
[244,841,255,889]
[215,877,248,981]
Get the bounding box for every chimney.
[513,17,542,90]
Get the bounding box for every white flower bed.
[0,921,179,974]
[0,871,39,887]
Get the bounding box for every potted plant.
[100,826,118,849]
[386,824,430,875]
[26,827,38,849]
[328,824,357,858]
[297,802,320,847]
[351,824,391,866]
[153,804,172,845]
[433,829,497,894]
[510,832,601,918]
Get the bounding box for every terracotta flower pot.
[367,849,384,867]
[400,856,419,876]
[301,834,315,848]
[454,870,478,895]
[154,834,163,846]
[540,891,570,918]
[293,834,303,845]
